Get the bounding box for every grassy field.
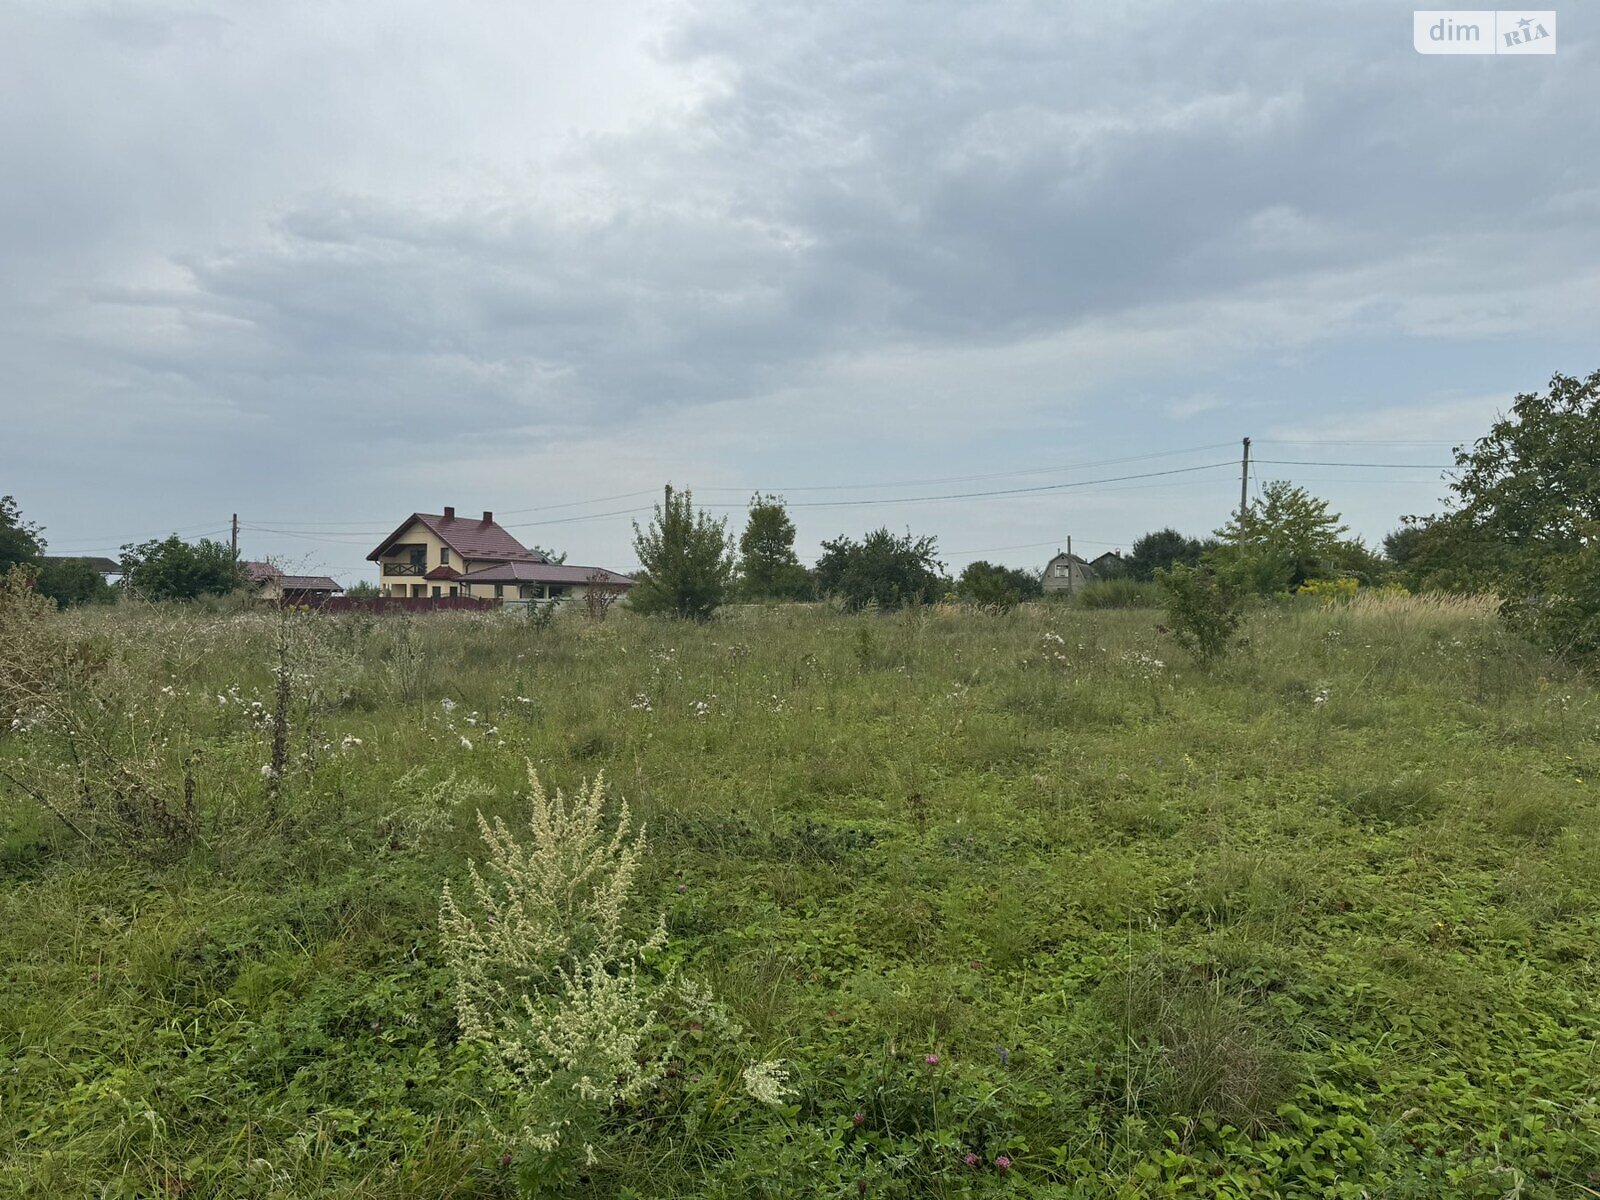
[2,595,1598,1198]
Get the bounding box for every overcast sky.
[4,0,1597,581]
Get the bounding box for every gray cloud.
[3,0,1597,574]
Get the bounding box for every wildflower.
[995,1155,1012,1174]
[853,1111,866,1127]
[742,1060,794,1106]
[1313,687,1330,707]
[924,1053,939,1066]
[964,1153,979,1168]
[498,1153,512,1167]
[996,1045,1009,1065]
[440,698,457,713]
[259,764,277,779]
[459,735,473,750]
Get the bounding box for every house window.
[431,585,441,598]
[494,584,504,599]
[411,584,425,597]
[449,586,458,597]
[440,547,451,566]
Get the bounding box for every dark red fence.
[283,595,500,614]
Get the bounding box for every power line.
[1252,458,1455,469]
[1256,438,1462,447]
[244,442,1241,530]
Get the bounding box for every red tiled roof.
[424,565,463,581]
[244,560,278,583]
[366,511,546,564]
[458,562,634,587]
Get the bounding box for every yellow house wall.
[373,520,518,597]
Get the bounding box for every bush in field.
[816,528,943,611]
[1073,578,1160,608]
[120,533,245,601]
[956,560,1041,611]
[630,485,735,620]
[1156,564,1243,664]
[1295,576,1358,605]
[438,768,669,1180]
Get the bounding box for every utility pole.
[1237,438,1251,547]
[231,513,239,560]
[1066,534,1073,596]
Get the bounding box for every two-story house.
[366,507,634,603]
[1041,549,1124,595]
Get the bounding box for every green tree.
[957,560,1042,610]
[1441,368,1600,654]
[1209,482,1348,594]
[345,580,381,599]
[120,534,246,602]
[629,485,735,620]
[737,494,811,600]
[0,495,45,574]
[815,528,943,611]
[36,559,116,608]
[1127,528,1205,581]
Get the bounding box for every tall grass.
[1,595,1597,1196]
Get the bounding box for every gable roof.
[245,561,341,592]
[366,511,546,564]
[277,575,342,593]
[458,561,635,587]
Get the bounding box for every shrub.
[815,528,943,611]
[438,767,669,1176]
[1295,576,1359,605]
[956,560,1042,611]
[1156,564,1243,664]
